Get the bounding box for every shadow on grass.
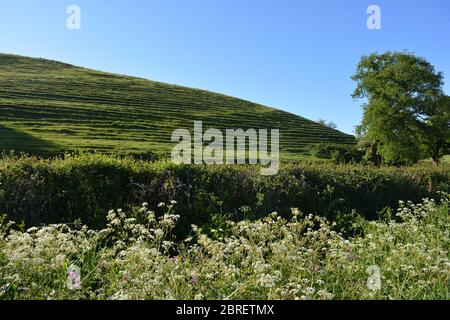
[0,124,61,157]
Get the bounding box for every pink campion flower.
[67,265,81,290]
[189,274,197,286]
[310,265,321,273]
[123,271,130,283]
[69,271,81,285]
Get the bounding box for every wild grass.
[0,53,355,160]
[0,196,448,300]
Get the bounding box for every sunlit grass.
[0,53,355,160]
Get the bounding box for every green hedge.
[307,143,364,164]
[0,153,448,235]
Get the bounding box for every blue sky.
[1,0,449,134]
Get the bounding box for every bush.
[0,153,448,236]
[308,143,364,164]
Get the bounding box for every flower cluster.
[0,196,448,300]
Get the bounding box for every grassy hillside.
[0,53,355,159]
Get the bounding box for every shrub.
[308,143,364,164]
[0,153,448,236]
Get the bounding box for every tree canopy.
[317,119,338,130]
[352,51,449,164]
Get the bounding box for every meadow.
[0,194,448,300]
[0,54,448,300]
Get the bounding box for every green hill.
[0,53,355,159]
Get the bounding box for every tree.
[356,136,382,166]
[352,51,449,165]
[419,95,450,163]
[317,119,338,130]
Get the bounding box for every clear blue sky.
[1,0,449,134]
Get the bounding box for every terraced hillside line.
[0,53,355,158]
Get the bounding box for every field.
[0,54,448,300]
[0,54,354,160]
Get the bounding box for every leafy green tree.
[352,51,449,164]
[419,95,450,163]
[356,137,382,166]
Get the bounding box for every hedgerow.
[0,153,448,236]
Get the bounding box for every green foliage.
[0,53,355,160]
[333,209,366,238]
[0,153,448,237]
[356,138,382,166]
[308,143,334,159]
[308,143,364,164]
[420,95,450,163]
[352,51,450,165]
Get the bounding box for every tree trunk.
[371,141,382,166]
